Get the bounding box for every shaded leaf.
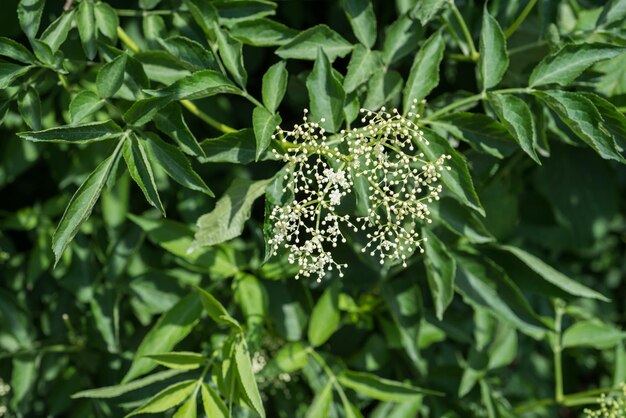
[155,104,206,158]
[40,10,75,52]
[305,380,333,418]
[563,321,625,349]
[423,229,455,320]
[0,37,36,64]
[383,15,421,64]
[201,384,228,418]
[338,370,441,401]
[364,70,403,110]
[18,86,41,130]
[200,129,276,164]
[95,2,119,41]
[18,0,45,39]
[72,369,185,399]
[216,28,247,87]
[123,293,203,382]
[275,342,309,373]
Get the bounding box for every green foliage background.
[1,0,626,417]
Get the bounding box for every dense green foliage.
[1,0,626,417]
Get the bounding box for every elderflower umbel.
[268,102,451,281]
[584,384,626,418]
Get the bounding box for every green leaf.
[498,245,609,302]
[364,70,403,110]
[200,129,275,164]
[343,45,384,93]
[97,54,128,98]
[582,92,626,149]
[145,352,207,370]
[213,0,277,24]
[52,142,123,264]
[563,321,625,350]
[192,178,270,248]
[342,0,377,49]
[338,370,441,401]
[123,293,203,382]
[276,24,353,62]
[479,8,508,90]
[234,338,266,418]
[383,15,421,64]
[423,229,456,320]
[216,28,247,88]
[529,43,625,87]
[95,2,119,41]
[230,18,297,46]
[597,0,626,27]
[455,252,546,339]
[253,106,281,160]
[308,281,341,347]
[184,0,219,41]
[418,128,484,215]
[40,10,75,52]
[403,30,445,114]
[18,86,41,130]
[262,60,288,113]
[146,133,213,195]
[534,90,625,163]
[77,1,97,60]
[155,104,206,158]
[0,63,32,89]
[18,120,123,143]
[433,198,493,243]
[173,394,197,418]
[488,93,540,163]
[123,135,165,216]
[410,0,447,25]
[304,380,333,418]
[382,279,422,364]
[195,286,237,326]
[306,48,345,132]
[158,36,218,71]
[236,274,267,326]
[275,342,309,373]
[69,91,104,124]
[72,369,185,399]
[125,70,240,125]
[18,0,45,39]
[436,113,517,158]
[126,380,197,417]
[0,37,36,64]
[201,384,228,418]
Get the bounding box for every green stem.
[308,348,351,401]
[504,0,538,39]
[116,26,236,134]
[181,100,236,133]
[242,91,264,109]
[116,26,140,53]
[449,0,479,61]
[422,87,533,121]
[554,301,565,404]
[115,8,173,17]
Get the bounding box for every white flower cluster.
[584,384,626,418]
[268,103,451,281]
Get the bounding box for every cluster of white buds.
[268,101,451,281]
[584,384,626,418]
